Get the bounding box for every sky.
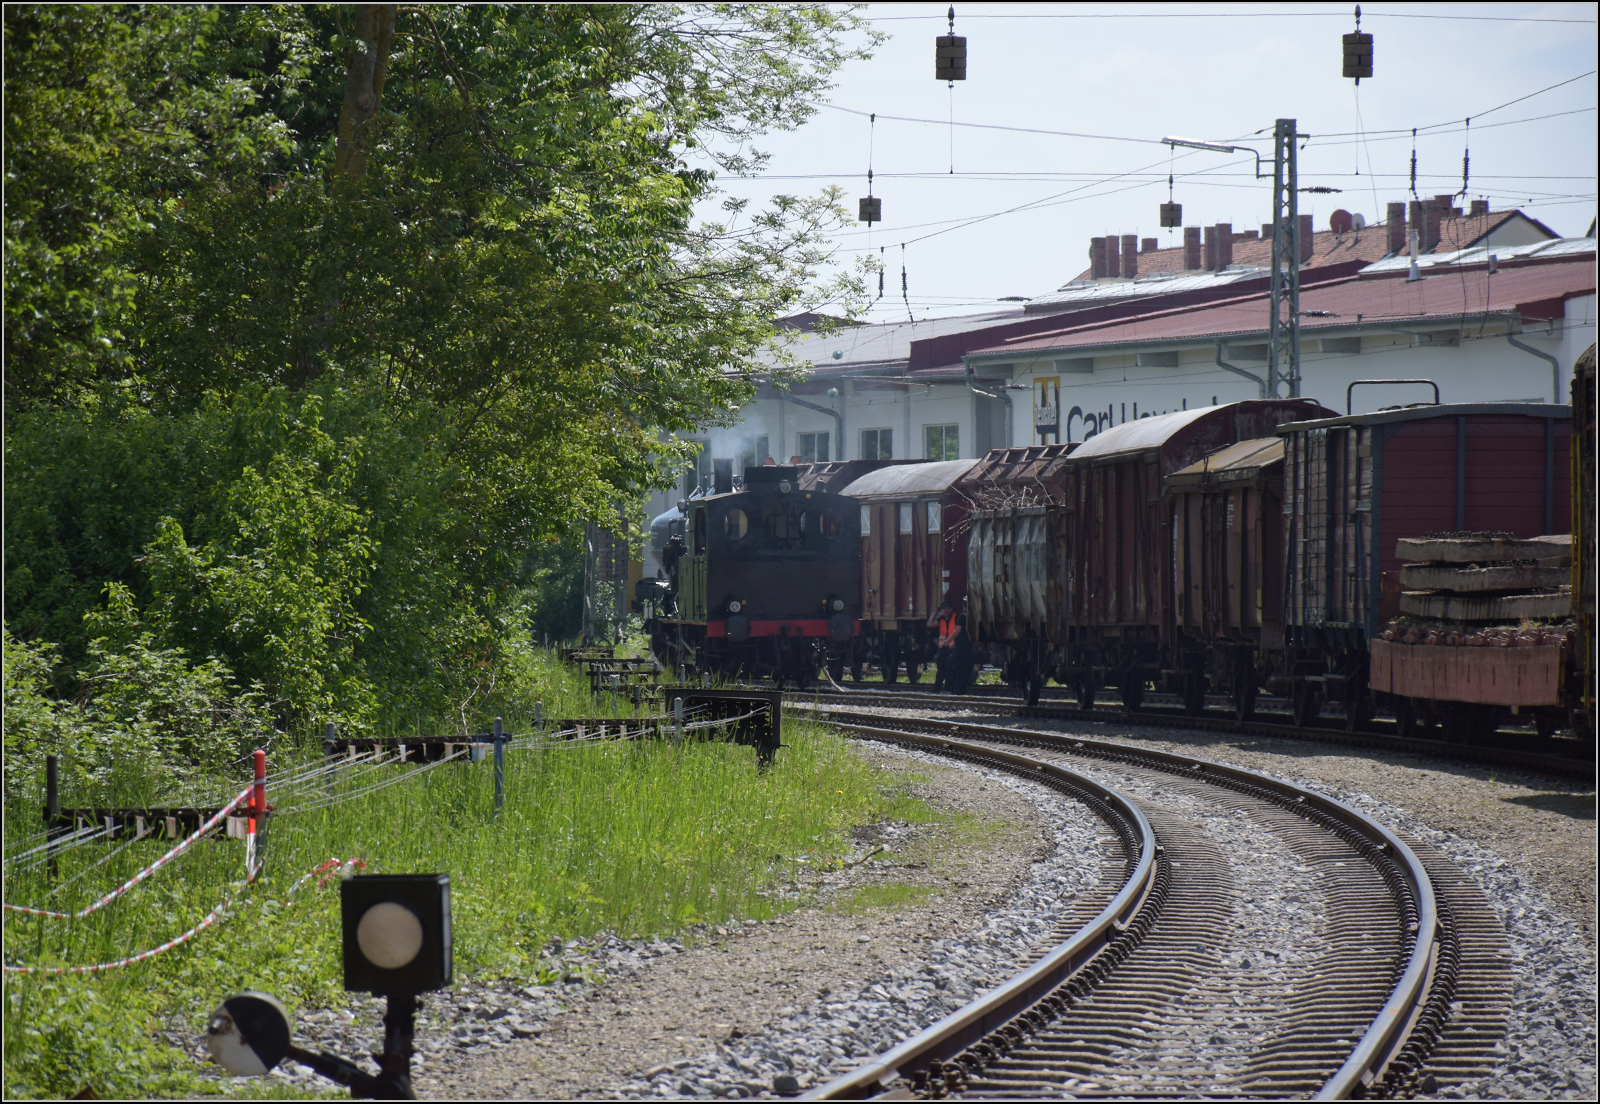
[693,2,1599,321]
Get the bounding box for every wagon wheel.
[1344,688,1375,732]
[827,658,845,685]
[1022,666,1043,707]
[883,661,898,685]
[850,663,865,684]
[1118,674,1144,712]
[905,662,922,685]
[1182,675,1208,718]
[1392,697,1421,739]
[1077,679,1097,710]
[1291,684,1322,728]
[1233,679,1257,723]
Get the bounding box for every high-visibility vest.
[938,615,957,648]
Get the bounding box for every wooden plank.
[1370,638,1564,706]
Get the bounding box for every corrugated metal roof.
[1024,268,1266,311]
[1066,405,1221,460]
[762,309,1025,371]
[1360,235,1595,275]
[1167,437,1284,483]
[966,259,1596,360]
[841,458,978,498]
[1278,402,1571,432]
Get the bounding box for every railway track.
[781,683,1593,780]
[797,709,1514,1101]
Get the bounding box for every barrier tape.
[1,856,363,976]
[4,785,254,920]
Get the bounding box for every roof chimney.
[1203,225,1217,272]
[1089,236,1108,279]
[1183,226,1201,270]
[1214,223,1233,269]
[1386,201,1407,255]
[1469,198,1489,218]
[1141,237,1158,254]
[1297,214,1314,263]
[1421,200,1442,251]
[1105,234,1121,278]
[1121,235,1139,278]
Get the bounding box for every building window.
[927,501,942,532]
[1034,378,1060,445]
[898,502,914,534]
[797,431,830,463]
[924,423,959,461]
[861,427,892,460]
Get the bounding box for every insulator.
[935,35,966,81]
[1160,202,1182,229]
[1343,32,1373,80]
[858,196,881,224]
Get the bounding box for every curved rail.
[802,727,1157,1100]
[801,708,1441,1100]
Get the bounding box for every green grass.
[2,652,897,1099]
[836,882,935,913]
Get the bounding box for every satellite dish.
[206,992,292,1076]
[1352,212,1367,231]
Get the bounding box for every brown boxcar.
[1164,437,1288,717]
[1276,402,1572,728]
[843,458,978,682]
[1574,344,1597,736]
[1056,400,1333,709]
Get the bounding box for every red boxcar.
[1276,402,1572,729]
[1056,400,1332,708]
[842,459,977,682]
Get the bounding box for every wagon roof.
[842,458,978,498]
[1279,401,1572,432]
[955,443,1077,499]
[1165,437,1284,489]
[1066,404,1221,460]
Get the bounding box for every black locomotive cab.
[649,465,861,685]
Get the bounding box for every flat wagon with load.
[1274,400,1573,732]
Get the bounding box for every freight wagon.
[1275,400,1573,731]
[961,445,1077,702]
[843,458,978,682]
[1164,437,1290,719]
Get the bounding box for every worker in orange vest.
[930,601,959,693]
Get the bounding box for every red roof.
[969,259,1595,359]
[1067,209,1541,284]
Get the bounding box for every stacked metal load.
[1393,532,1573,623]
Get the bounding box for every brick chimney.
[1469,198,1488,218]
[1090,236,1108,279]
[1261,222,1273,240]
[1386,201,1407,255]
[1421,200,1442,251]
[1106,234,1121,278]
[1183,226,1201,270]
[1203,225,1217,272]
[1141,237,1158,253]
[1297,214,1314,263]
[1435,194,1459,218]
[1214,223,1233,269]
[1121,235,1139,278]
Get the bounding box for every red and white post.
[246,749,266,879]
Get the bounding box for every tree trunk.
[333,4,396,193]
